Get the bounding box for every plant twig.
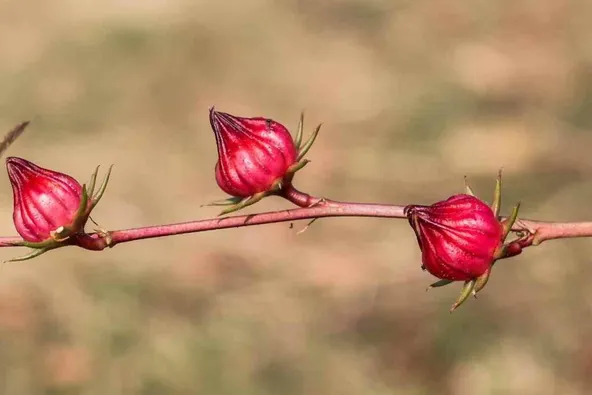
[0,185,590,253]
[0,121,29,157]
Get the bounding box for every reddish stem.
[0,185,591,252]
[106,193,405,248]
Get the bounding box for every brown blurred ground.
[0,0,591,394]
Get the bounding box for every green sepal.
[297,123,321,161]
[286,159,310,175]
[203,196,245,207]
[426,279,454,291]
[464,176,475,196]
[212,173,288,216]
[218,191,269,216]
[87,165,100,198]
[473,268,491,295]
[90,165,113,210]
[493,244,508,260]
[68,184,90,234]
[5,246,56,263]
[450,279,476,312]
[294,112,304,149]
[491,169,503,218]
[501,202,521,241]
[15,238,62,250]
[78,184,90,218]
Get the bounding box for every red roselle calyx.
[407,194,502,281]
[208,108,320,214]
[405,172,527,312]
[5,157,113,261]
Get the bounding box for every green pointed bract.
[297,123,321,162]
[70,165,112,237]
[426,279,454,291]
[17,237,62,250]
[450,279,476,312]
[493,238,524,260]
[491,169,503,218]
[464,176,475,196]
[294,112,304,149]
[68,184,90,233]
[473,268,491,295]
[5,247,54,263]
[87,165,100,198]
[204,196,244,207]
[218,192,267,216]
[90,165,113,210]
[502,202,521,240]
[286,159,309,175]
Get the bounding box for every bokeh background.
[0,0,591,394]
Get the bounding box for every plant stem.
[0,185,591,252]
[103,197,406,249]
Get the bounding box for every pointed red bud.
[405,194,503,281]
[6,157,86,243]
[209,108,298,198]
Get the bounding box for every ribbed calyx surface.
[210,108,298,198]
[405,194,503,281]
[6,157,83,242]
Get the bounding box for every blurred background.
[0,0,591,393]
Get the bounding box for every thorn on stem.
[308,197,327,208]
[297,218,319,235]
[243,214,257,224]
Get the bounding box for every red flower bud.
[405,173,523,312]
[5,156,112,262]
[209,108,298,198]
[6,157,86,242]
[405,194,503,281]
